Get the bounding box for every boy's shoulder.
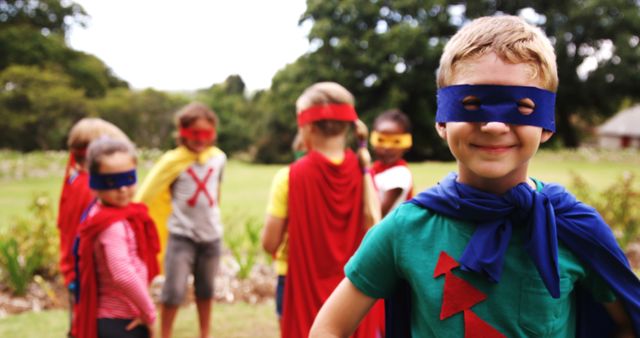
[380,202,460,232]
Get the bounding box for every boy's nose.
[480,121,510,134]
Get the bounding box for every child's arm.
[217,165,224,205]
[97,222,156,324]
[381,188,403,216]
[261,214,286,255]
[310,278,377,338]
[263,167,289,255]
[604,300,634,337]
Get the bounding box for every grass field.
[0,148,639,337]
[0,301,279,338]
[2,148,639,228]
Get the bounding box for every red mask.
[179,127,216,142]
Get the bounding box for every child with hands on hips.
[311,15,638,338]
[75,138,159,338]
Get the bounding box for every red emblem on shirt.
[186,167,214,207]
[435,251,506,338]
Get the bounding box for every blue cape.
[386,173,640,337]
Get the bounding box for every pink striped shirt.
[92,208,156,324]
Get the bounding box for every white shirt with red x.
[167,152,226,242]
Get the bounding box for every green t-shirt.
[345,202,615,338]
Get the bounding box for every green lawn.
[0,157,282,234]
[0,148,639,334]
[3,149,638,228]
[409,150,640,193]
[0,301,280,338]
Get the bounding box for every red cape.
[57,156,95,285]
[282,150,384,338]
[371,159,414,200]
[75,202,160,338]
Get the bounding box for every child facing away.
[58,118,131,288]
[369,109,414,216]
[260,82,384,338]
[134,102,226,338]
[75,138,159,338]
[311,15,640,338]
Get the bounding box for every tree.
[94,88,188,149]
[196,75,262,155]
[0,65,90,150]
[0,0,87,37]
[260,0,458,161]
[253,57,319,163]
[257,0,640,161]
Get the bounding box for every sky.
[67,0,311,92]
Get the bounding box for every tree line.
[2,0,639,162]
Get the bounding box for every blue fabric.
[436,85,556,131]
[89,169,136,190]
[72,198,97,302]
[276,275,286,318]
[408,173,640,336]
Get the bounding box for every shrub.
[225,217,266,280]
[570,171,640,249]
[0,193,59,295]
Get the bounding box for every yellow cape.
[134,146,224,269]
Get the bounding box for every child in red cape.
[369,109,414,217]
[58,118,131,288]
[75,138,159,338]
[261,82,384,338]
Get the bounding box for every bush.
[570,171,640,249]
[225,217,267,280]
[0,193,59,295]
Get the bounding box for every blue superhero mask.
[89,169,137,190]
[436,84,556,132]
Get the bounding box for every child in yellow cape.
[134,145,222,263]
[134,102,226,338]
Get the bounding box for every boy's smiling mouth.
[471,143,516,153]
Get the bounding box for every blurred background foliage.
[1,0,640,161]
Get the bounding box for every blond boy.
[311,16,637,338]
[262,82,384,337]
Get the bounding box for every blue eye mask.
[436,84,556,132]
[90,169,137,190]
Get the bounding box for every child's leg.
[97,318,149,338]
[275,275,286,328]
[160,234,195,338]
[193,238,221,338]
[160,306,179,338]
[196,298,213,338]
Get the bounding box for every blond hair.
[296,82,355,137]
[67,118,131,164]
[437,15,558,92]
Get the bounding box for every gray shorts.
[160,234,221,305]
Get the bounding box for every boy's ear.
[540,130,554,143]
[435,122,447,140]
